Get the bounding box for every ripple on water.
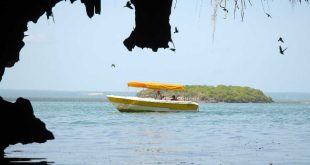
[5,102,310,165]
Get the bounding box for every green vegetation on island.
[137,85,273,103]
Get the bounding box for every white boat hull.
[107,95,199,112]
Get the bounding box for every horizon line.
[1,88,310,94]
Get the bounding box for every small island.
[137,85,273,103]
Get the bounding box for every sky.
[0,0,310,92]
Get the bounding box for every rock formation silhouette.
[0,0,101,82]
[0,97,54,157]
[0,0,100,157]
[123,0,173,52]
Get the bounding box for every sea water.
[3,92,310,165]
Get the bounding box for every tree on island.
[137,85,273,103]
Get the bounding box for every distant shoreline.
[137,85,273,103]
[2,89,310,103]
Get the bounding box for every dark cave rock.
[0,0,173,81]
[123,0,173,52]
[0,0,60,82]
[0,0,99,158]
[0,0,101,82]
[0,97,54,157]
[80,0,101,18]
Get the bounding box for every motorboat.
[107,82,199,112]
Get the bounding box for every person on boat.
[156,90,164,100]
[171,95,177,101]
[155,90,161,99]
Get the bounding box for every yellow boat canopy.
[128,82,185,90]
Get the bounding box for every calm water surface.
[5,101,310,165]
